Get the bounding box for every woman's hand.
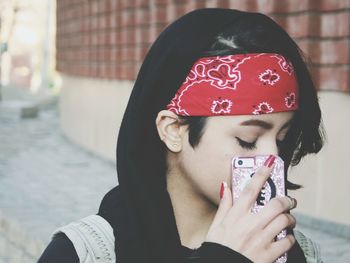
[204,159,297,263]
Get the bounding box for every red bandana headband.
[166,53,299,116]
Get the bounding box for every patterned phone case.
[231,155,287,263]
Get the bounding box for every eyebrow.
[239,118,293,130]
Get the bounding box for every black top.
[38,232,306,263]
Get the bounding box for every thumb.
[211,181,233,228]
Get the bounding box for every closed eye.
[235,137,257,150]
[236,137,285,151]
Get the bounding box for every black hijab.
[97,8,313,263]
[98,8,248,263]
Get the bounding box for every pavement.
[0,86,117,262]
[0,85,349,262]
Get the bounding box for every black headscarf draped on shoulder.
[97,8,248,263]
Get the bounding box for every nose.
[257,138,279,156]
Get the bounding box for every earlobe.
[155,110,183,152]
[169,142,181,152]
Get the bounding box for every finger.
[268,234,295,261]
[211,181,232,228]
[261,213,296,242]
[233,155,276,212]
[256,196,297,228]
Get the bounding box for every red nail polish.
[264,155,273,166]
[267,156,276,168]
[220,182,225,199]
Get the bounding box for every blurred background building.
[0,0,56,96]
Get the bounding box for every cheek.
[181,141,238,202]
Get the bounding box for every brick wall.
[56,0,350,92]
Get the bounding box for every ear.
[155,110,186,153]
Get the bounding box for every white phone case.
[232,155,287,263]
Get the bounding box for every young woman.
[38,8,324,263]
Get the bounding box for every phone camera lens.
[238,160,243,165]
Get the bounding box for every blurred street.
[0,86,349,262]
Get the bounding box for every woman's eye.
[236,137,285,151]
[235,137,257,150]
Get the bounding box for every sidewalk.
[0,86,117,262]
[0,86,349,262]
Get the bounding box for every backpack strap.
[294,229,323,263]
[51,215,116,263]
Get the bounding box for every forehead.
[205,112,295,129]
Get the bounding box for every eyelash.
[235,137,284,150]
[236,137,257,150]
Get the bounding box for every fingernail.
[293,198,297,208]
[264,155,276,168]
[287,196,295,209]
[220,182,227,199]
[264,155,274,166]
[267,156,276,168]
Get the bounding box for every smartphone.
[231,155,287,263]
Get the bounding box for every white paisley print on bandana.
[273,54,294,75]
[166,53,299,116]
[207,64,240,88]
[285,92,296,108]
[259,69,280,86]
[252,102,274,115]
[211,99,233,114]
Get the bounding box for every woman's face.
[176,111,294,205]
